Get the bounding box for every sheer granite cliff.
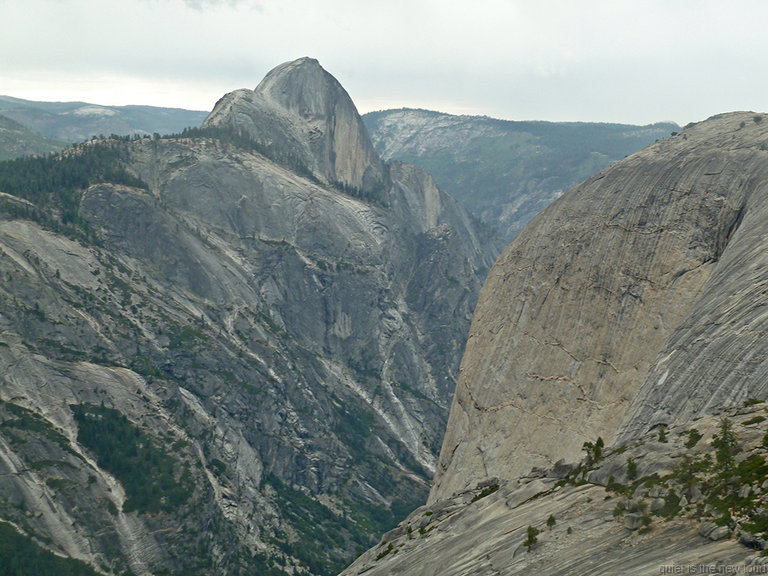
[0,58,497,575]
[432,112,768,502]
[342,112,768,576]
[203,57,386,195]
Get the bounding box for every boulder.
[551,459,574,479]
[689,486,703,503]
[739,532,766,550]
[624,514,646,531]
[650,498,666,513]
[739,484,752,499]
[648,485,666,499]
[698,521,718,538]
[708,526,730,541]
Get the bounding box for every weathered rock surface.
[204,57,386,194]
[0,58,498,575]
[431,112,768,502]
[342,404,768,575]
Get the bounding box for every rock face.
[363,108,677,239]
[204,57,386,194]
[0,58,497,575]
[341,404,768,576]
[431,112,768,502]
[342,112,768,576]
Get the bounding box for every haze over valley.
[4,2,768,575]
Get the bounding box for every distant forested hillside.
[364,108,678,239]
[0,95,208,144]
[0,114,64,161]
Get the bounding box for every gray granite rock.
[341,438,748,576]
[204,57,387,196]
[740,484,753,499]
[648,485,666,499]
[624,513,645,531]
[431,112,768,502]
[690,486,703,503]
[650,498,666,513]
[708,526,731,541]
[740,532,766,550]
[699,521,718,538]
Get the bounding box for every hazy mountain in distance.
[364,108,679,239]
[0,95,209,143]
[0,113,65,160]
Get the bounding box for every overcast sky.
[2,0,767,125]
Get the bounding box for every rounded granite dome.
[254,57,346,119]
[204,57,386,194]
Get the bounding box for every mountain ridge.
[363,107,678,239]
[0,95,209,143]
[0,113,65,160]
[0,59,498,576]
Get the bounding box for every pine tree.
[626,457,637,481]
[523,525,540,551]
[713,417,739,496]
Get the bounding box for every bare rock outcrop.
[342,404,768,576]
[204,57,386,194]
[431,112,768,502]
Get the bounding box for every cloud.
[2,0,768,123]
[178,0,260,10]
[135,0,260,9]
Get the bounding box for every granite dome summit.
[203,57,386,194]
